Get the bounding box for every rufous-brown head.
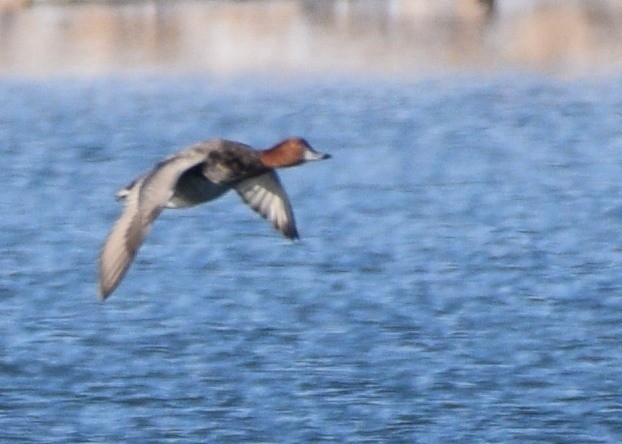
[260,138,331,169]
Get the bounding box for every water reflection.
[0,0,621,77]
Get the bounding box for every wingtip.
[97,270,116,301]
[284,226,299,240]
[98,285,110,301]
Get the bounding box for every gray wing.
[235,171,298,239]
[98,177,146,300]
[98,147,209,300]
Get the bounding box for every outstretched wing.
[235,171,298,239]
[98,147,209,300]
[98,177,147,300]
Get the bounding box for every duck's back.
[168,139,268,208]
[199,139,268,184]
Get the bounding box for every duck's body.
[99,138,330,300]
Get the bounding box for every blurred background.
[1,0,622,78]
[2,1,622,443]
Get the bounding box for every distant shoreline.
[1,0,622,78]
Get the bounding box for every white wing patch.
[235,171,298,239]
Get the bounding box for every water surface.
[1,75,622,442]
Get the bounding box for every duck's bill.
[304,150,332,161]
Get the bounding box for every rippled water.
[1,75,622,442]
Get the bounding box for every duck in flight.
[98,137,331,300]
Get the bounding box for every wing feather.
[98,178,147,299]
[235,171,298,239]
[98,147,210,299]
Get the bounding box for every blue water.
[1,74,622,442]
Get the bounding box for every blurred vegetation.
[1,0,621,77]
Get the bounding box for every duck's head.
[260,138,331,169]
